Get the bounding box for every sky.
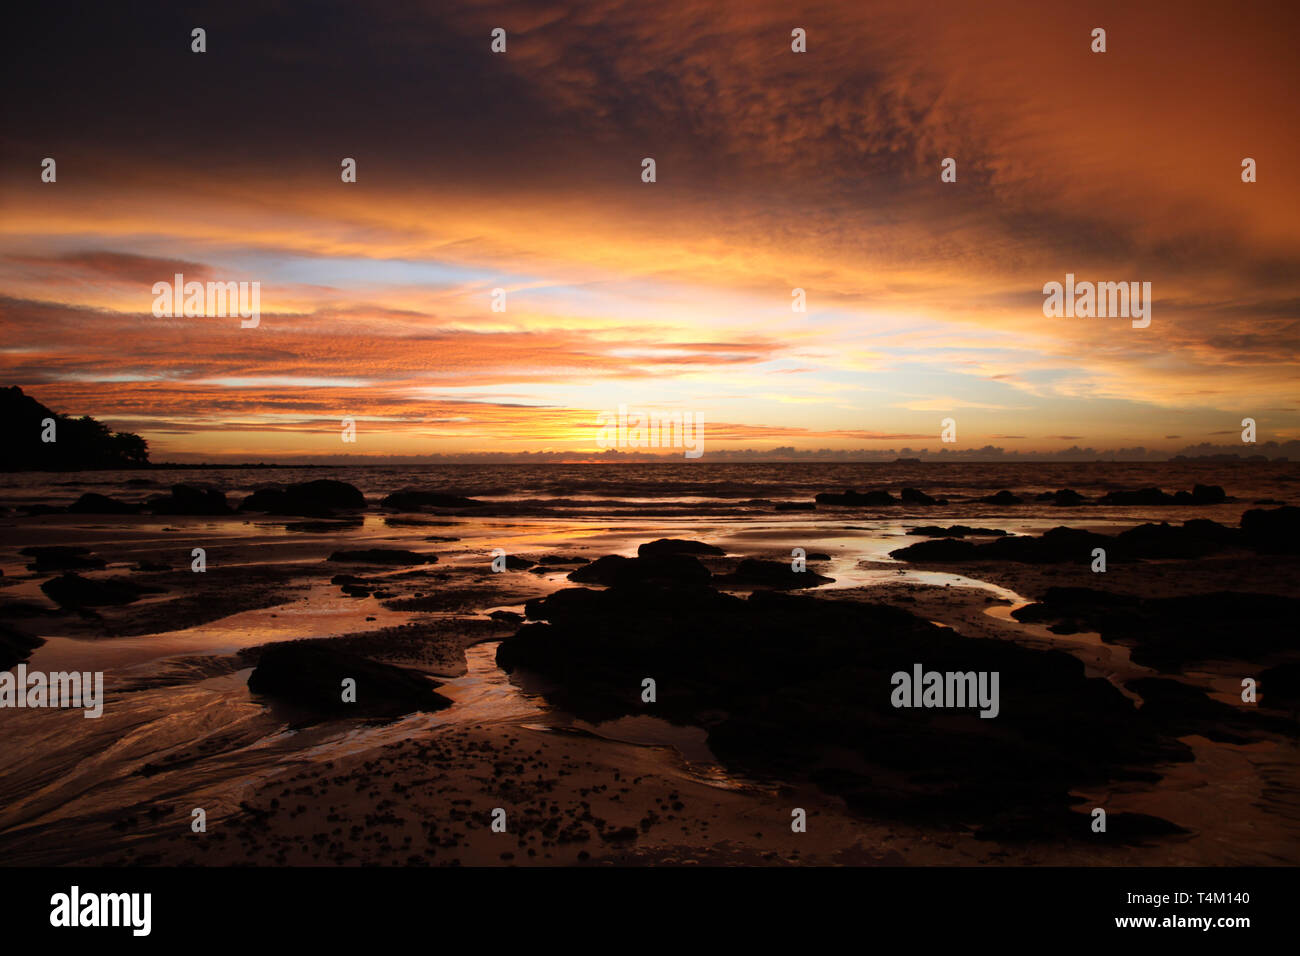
[1,0,1296,461]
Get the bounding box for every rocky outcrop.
[327,549,439,565]
[145,484,234,515]
[0,622,45,670]
[909,525,1008,538]
[1035,489,1086,506]
[246,642,451,719]
[979,490,1023,505]
[497,581,1189,829]
[892,520,1246,564]
[714,558,834,590]
[1011,586,1300,670]
[636,539,726,558]
[1097,484,1227,506]
[814,489,897,506]
[68,493,139,515]
[240,479,365,516]
[1240,505,1300,554]
[567,554,711,588]
[22,546,107,573]
[40,573,166,609]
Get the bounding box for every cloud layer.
[1,0,1295,459]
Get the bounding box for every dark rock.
[0,622,45,670]
[1097,485,1229,507]
[240,479,365,517]
[1047,489,1086,506]
[1240,505,1300,554]
[499,554,534,570]
[814,489,897,506]
[1191,483,1227,504]
[1113,520,1236,559]
[908,525,1008,538]
[1259,662,1300,709]
[894,521,1240,564]
[715,559,833,590]
[282,518,365,533]
[131,561,172,572]
[1127,677,1283,743]
[490,610,525,625]
[40,573,166,609]
[380,490,485,511]
[636,539,725,558]
[498,583,1188,824]
[327,549,439,565]
[247,642,450,718]
[890,538,980,562]
[975,808,1189,844]
[147,484,234,515]
[21,545,107,573]
[68,492,139,515]
[1097,487,1173,506]
[900,487,937,506]
[1011,586,1300,670]
[979,490,1023,505]
[538,555,590,565]
[567,554,710,587]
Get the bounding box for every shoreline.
[1,476,1297,866]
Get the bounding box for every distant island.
[1,386,149,470]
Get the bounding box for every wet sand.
[2,497,1297,866]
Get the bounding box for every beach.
[1,461,1297,866]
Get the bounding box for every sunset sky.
[1,0,1296,461]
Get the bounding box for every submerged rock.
[131,560,173,572]
[328,549,439,565]
[22,545,107,573]
[900,487,943,506]
[814,489,897,506]
[380,490,485,511]
[1097,485,1227,507]
[909,525,1008,538]
[282,517,366,533]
